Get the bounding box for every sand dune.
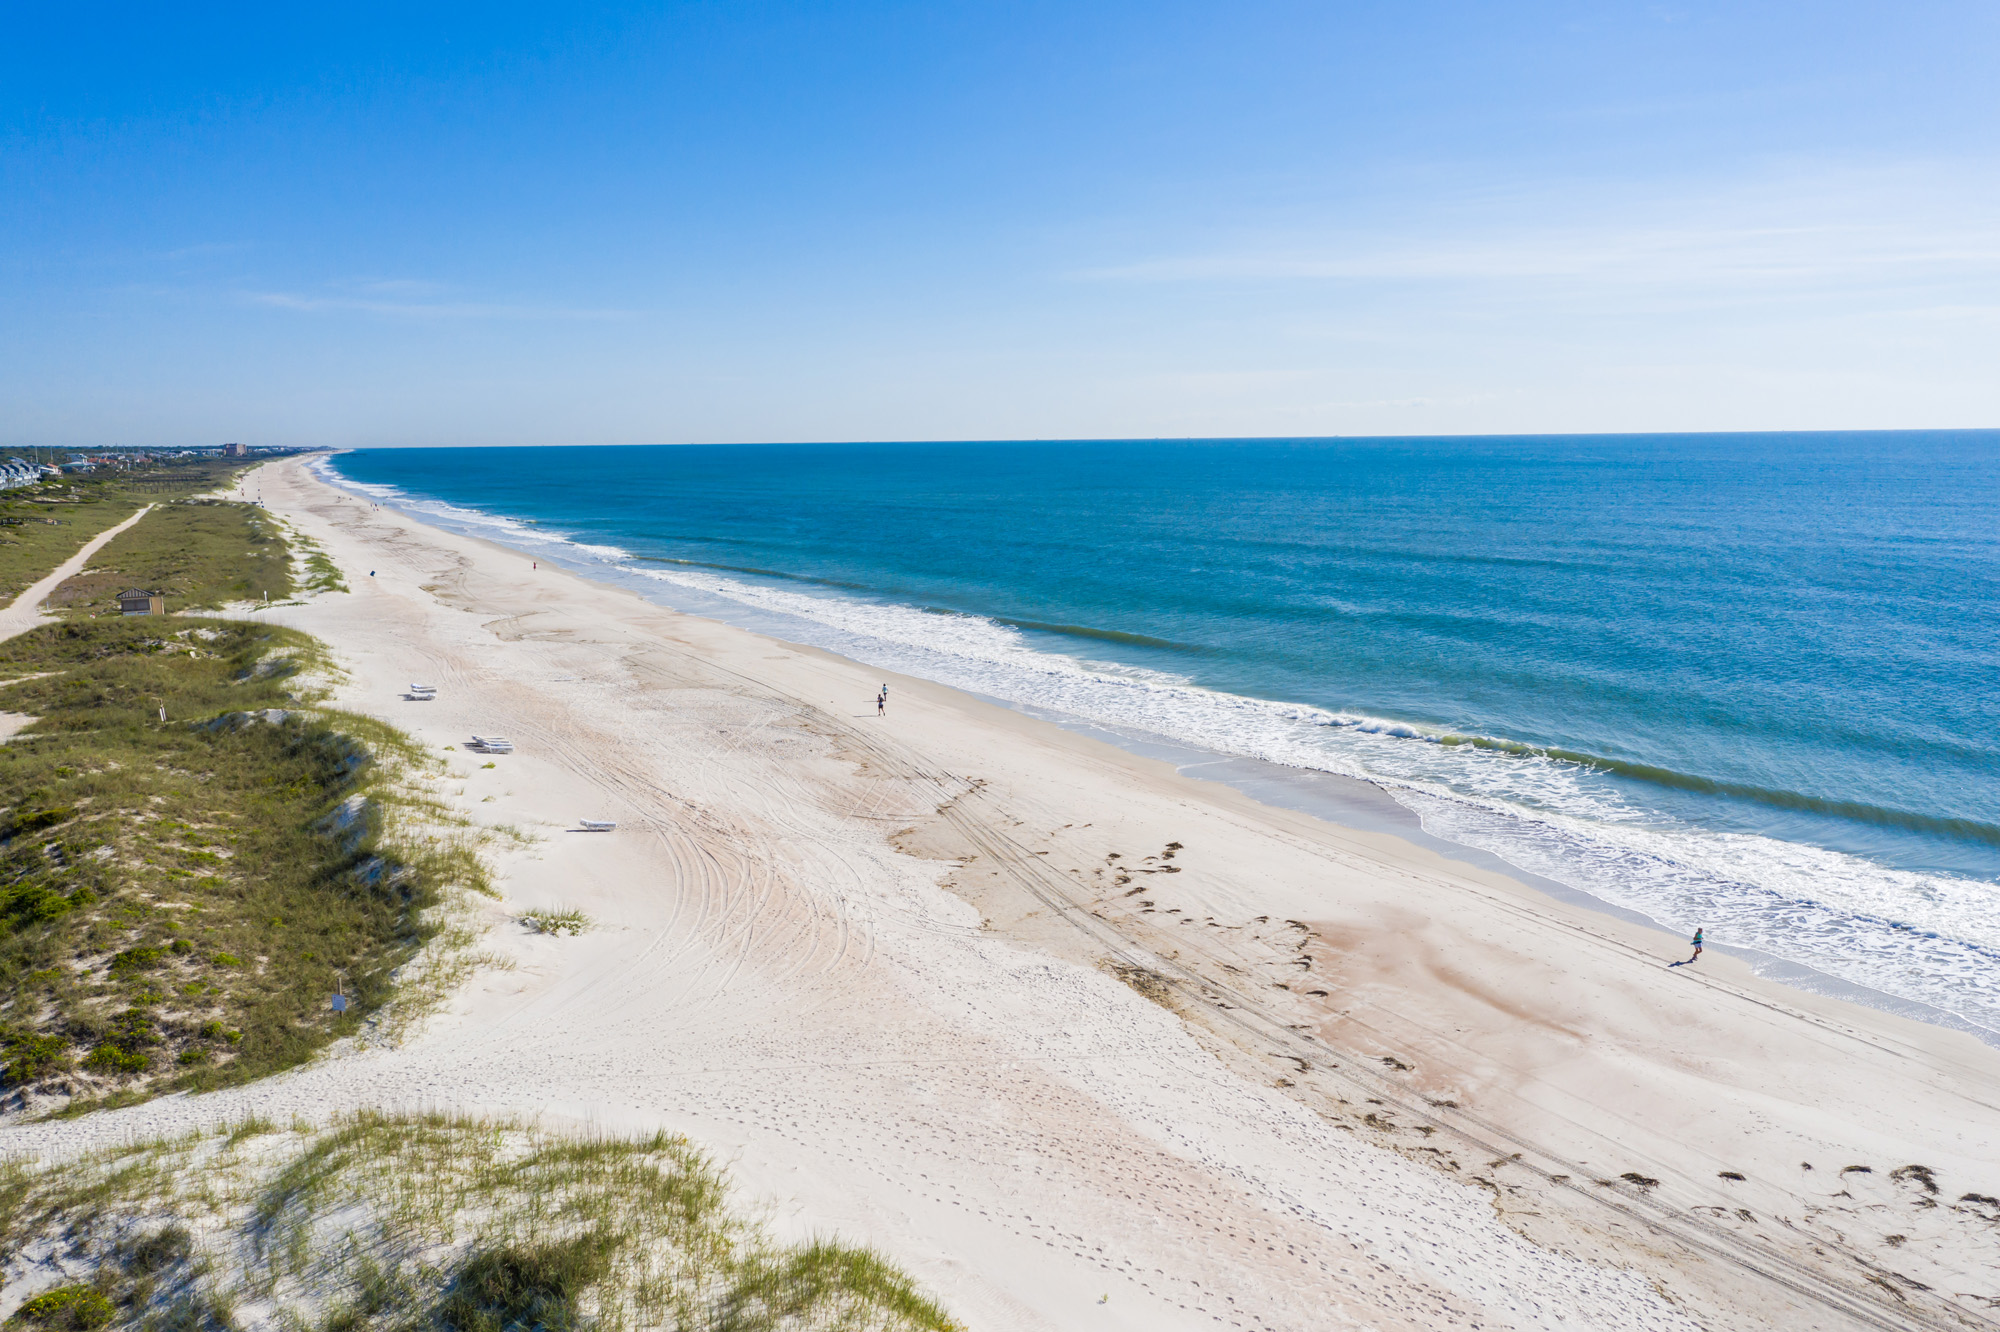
[8,459,1996,1332]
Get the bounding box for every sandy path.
[7,463,1997,1332]
[0,504,153,642]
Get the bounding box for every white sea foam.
[323,459,2000,1039]
[307,457,631,561]
[625,563,2000,1037]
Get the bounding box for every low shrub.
[12,1286,116,1331]
[84,1045,149,1074]
[438,1233,617,1332]
[109,946,165,973]
[1,1029,69,1082]
[3,806,75,840]
[121,1223,194,1275]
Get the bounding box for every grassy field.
[44,499,295,617]
[0,1112,960,1332]
[0,459,250,605]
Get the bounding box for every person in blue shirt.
[1668,927,1704,968]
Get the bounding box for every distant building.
[0,459,38,490]
[118,589,165,616]
[221,442,247,458]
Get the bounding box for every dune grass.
[44,500,295,617]
[0,614,484,1112]
[519,907,591,936]
[285,527,349,597]
[0,459,250,606]
[0,1111,960,1332]
[0,495,492,1113]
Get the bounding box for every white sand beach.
[8,458,1996,1332]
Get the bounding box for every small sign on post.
[331,971,348,1013]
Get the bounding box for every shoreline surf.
[308,449,2000,1048]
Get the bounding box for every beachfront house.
[117,589,165,616]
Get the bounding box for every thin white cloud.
[1080,224,2000,287]
[162,241,253,261]
[346,278,451,297]
[1073,166,2000,291]
[242,290,636,320]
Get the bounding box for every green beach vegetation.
[519,905,592,936]
[0,458,251,605]
[0,488,483,1115]
[287,525,349,597]
[0,1111,960,1331]
[42,499,294,617]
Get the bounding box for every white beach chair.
[579,819,617,831]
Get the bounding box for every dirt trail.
[0,504,153,642]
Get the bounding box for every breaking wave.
[316,454,2000,1041]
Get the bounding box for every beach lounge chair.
[471,735,515,753]
[579,819,617,831]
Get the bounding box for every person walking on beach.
[1668,927,1704,968]
[876,691,885,717]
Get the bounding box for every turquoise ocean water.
[321,435,2000,1040]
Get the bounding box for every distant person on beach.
[1668,927,1704,968]
[877,692,885,717]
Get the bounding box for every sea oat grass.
[286,529,349,597]
[44,499,293,618]
[0,607,489,1111]
[0,1113,960,1332]
[519,907,590,936]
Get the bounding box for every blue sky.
[4,2,1997,445]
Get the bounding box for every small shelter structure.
[118,589,165,616]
